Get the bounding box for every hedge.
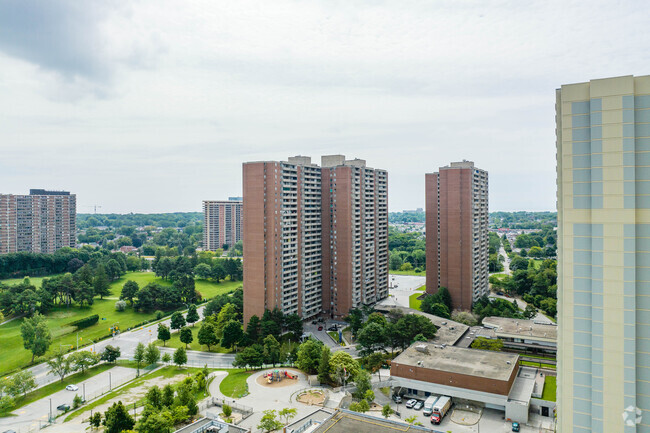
[67,314,99,329]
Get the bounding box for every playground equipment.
[262,370,299,383]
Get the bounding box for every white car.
[405,399,417,408]
[65,384,79,391]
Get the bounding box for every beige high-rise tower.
[242,155,388,324]
[557,75,650,433]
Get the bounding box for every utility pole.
[83,383,86,401]
[109,372,112,391]
[49,398,52,422]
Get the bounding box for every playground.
[255,368,303,388]
[296,389,326,406]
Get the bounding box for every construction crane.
[86,205,102,214]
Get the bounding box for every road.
[499,244,511,274]
[377,274,426,308]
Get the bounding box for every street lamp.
[49,398,52,422]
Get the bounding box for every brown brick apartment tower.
[202,198,243,251]
[0,189,76,254]
[425,161,488,311]
[243,155,388,324]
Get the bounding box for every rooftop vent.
[415,344,429,354]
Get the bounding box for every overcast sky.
[0,1,647,213]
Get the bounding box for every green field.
[416,285,425,291]
[1,274,65,288]
[390,270,426,277]
[530,260,544,270]
[219,369,251,398]
[155,326,233,353]
[521,360,556,370]
[542,375,556,401]
[409,292,423,310]
[0,272,238,375]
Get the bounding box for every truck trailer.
[430,396,451,424]
[422,395,439,416]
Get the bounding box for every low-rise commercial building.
[390,342,549,424]
[482,317,557,355]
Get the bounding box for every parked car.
[311,320,318,325]
[496,291,504,296]
[327,326,338,331]
[405,399,417,409]
[413,400,424,410]
[392,394,402,404]
[512,422,520,432]
[318,326,323,331]
[65,384,79,391]
[56,404,70,412]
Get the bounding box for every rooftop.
[313,410,436,433]
[393,342,520,382]
[482,317,557,342]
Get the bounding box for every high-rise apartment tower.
[242,155,388,324]
[425,161,489,311]
[202,198,243,251]
[556,75,650,433]
[0,189,76,254]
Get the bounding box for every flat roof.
[313,410,436,433]
[482,317,557,342]
[508,367,538,403]
[392,342,520,382]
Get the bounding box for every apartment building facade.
[243,155,388,323]
[556,75,650,433]
[0,189,76,254]
[425,161,489,311]
[202,198,243,252]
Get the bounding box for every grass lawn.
[541,375,556,401]
[65,365,204,421]
[219,369,251,398]
[529,260,544,270]
[0,274,65,288]
[390,270,426,277]
[0,272,238,375]
[521,360,556,370]
[0,363,119,417]
[327,331,344,346]
[155,326,233,353]
[409,292,423,311]
[416,285,425,291]
[489,273,508,279]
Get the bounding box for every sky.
[0,0,648,214]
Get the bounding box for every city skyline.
[1,2,647,214]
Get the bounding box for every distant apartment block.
[202,198,243,251]
[0,189,76,254]
[243,155,388,323]
[556,75,650,433]
[426,161,489,311]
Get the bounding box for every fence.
[209,396,254,420]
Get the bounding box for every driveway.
[488,294,554,325]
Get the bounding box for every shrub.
[155,310,165,320]
[67,315,99,330]
[73,394,83,409]
[414,267,422,273]
[115,300,127,312]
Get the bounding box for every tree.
[145,386,163,409]
[186,304,199,327]
[0,396,14,413]
[263,334,281,366]
[344,308,364,336]
[523,304,537,319]
[284,313,303,339]
[451,310,478,326]
[317,346,331,384]
[170,312,186,331]
[162,352,172,364]
[93,265,111,299]
[6,370,36,397]
[436,287,453,312]
[296,339,323,374]
[356,322,387,356]
[278,407,297,425]
[174,347,187,367]
[257,409,283,433]
[405,415,423,426]
[382,404,394,419]
[90,412,102,429]
[244,315,261,343]
[157,323,171,346]
[362,352,385,379]
[70,351,99,374]
[194,263,212,279]
[470,337,504,351]
[103,401,135,433]
[47,349,72,382]
[329,351,359,385]
[221,320,243,350]
[145,343,161,365]
[120,280,139,305]
[352,370,371,399]
[234,345,264,370]
[134,342,146,375]
[364,389,375,402]
[349,399,369,413]
[162,384,174,407]
[179,327,193,349]
[510,256,529,271]
[20,313,52,363]
[215,303,238,337]
[115,300,126,311]
[423,301,451,319]
[198,321,218,351]
[136,409,173,433]
[101,345,121,363]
